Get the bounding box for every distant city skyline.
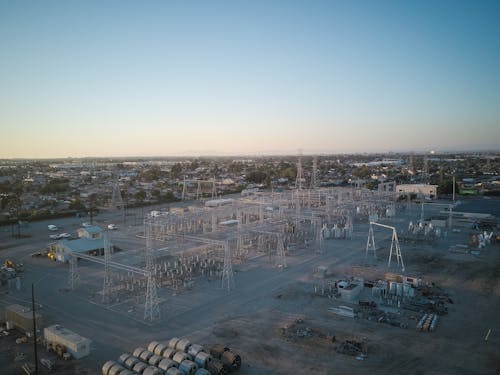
[1,1,499,158]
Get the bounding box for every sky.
[0,0,499,158]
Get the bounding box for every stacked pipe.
[416,313,438,332]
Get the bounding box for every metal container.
[119,370,134,375]
[133,362,148,374]
[173,351,190,364]
[140,350,154,362]
[166,368,184,375]
[148,354,163,366]
[148,341,160,353]
[194,352,212,369]
[221,350,241,371]
[102,360,117,375]
[176,338,191,352]
[124,356,140,369]
[118,354,132,366]
[163,348,176,359]
[109,364,126,375]
[168,337,180,349]
[133,347,147,358]
[143,366,163,375]
[194,369,210,375]
[158,358,178,371]
[154,343,168,356]
[179,360,198,375]
[188,344,204,358]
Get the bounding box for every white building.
[396,184,437,199]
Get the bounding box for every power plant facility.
[1,154,499,375]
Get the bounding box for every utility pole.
[31,284,38,375]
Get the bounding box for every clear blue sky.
[1,0,499,158]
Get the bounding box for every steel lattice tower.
[102,232,113,303]
[221,241,234,291]
[67,255,80,291]
[144,219,160,321]
[310,156,318,189]
[276,235,287,268]
[111,178,124,210]
[295,154,303,190]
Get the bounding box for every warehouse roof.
[60,237,105,253]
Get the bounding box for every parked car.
[107,224,117,230]
[59,233,71,238]
[48,225,58,231]
[82,222,92,227]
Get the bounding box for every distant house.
[53,225,107,262]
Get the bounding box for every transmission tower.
[295,153,303,190]
[221,241,235,291]
[144,219,160,321]
[310,156,318,189]
[67,255,80,291]
[276,235,287,268]
[102,232,113,304]
[111,178,124,210]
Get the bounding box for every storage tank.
[194,369,211,375]
[119,370,134,375]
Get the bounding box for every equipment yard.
[1,192,499,375]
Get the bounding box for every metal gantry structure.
[144,218,160,322]
[366,222,405,272]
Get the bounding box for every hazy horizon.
[1,1,499,158]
